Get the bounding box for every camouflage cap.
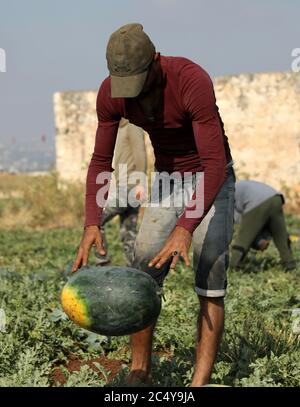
[106,23,156,98]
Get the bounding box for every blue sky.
[0,0,299,153]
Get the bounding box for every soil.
[53,349,173,386]
[53,355,123,385]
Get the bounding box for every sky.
[0,0,299,161]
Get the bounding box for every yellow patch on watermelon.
[61,286,91,328]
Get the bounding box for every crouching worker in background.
[95,118,147,266]
[230,180,296,271]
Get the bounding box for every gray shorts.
[133,168,236,298]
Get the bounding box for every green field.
[0,174,300,387]
[0,174,299,387]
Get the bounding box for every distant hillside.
[0,142,55,173]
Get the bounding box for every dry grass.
[0,172,85,229]
[0,171,299,230]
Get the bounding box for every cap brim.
[110,70,148,98]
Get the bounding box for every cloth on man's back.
[112,120,147,188]
[234,180,281,224]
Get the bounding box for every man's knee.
[198,296,224,307]
[133,241,170,287]
[133,239,155,266]
[197,296,225,331]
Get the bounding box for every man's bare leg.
[190,297,225,387]
[126,322,156,385]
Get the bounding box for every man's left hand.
[148,226,192,270]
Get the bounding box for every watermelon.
[61,266,162,336]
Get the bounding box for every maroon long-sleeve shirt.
[85,55,232,233]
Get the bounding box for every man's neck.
[136,60,165,122]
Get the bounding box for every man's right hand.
[135,184,147,203]
[72,226,106,273]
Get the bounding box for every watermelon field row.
[0,214,299,387]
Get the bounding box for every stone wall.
[54,91,98,183]
[54,71,300,211]
[214,72,300,210]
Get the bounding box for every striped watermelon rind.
[61,266,162,336]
